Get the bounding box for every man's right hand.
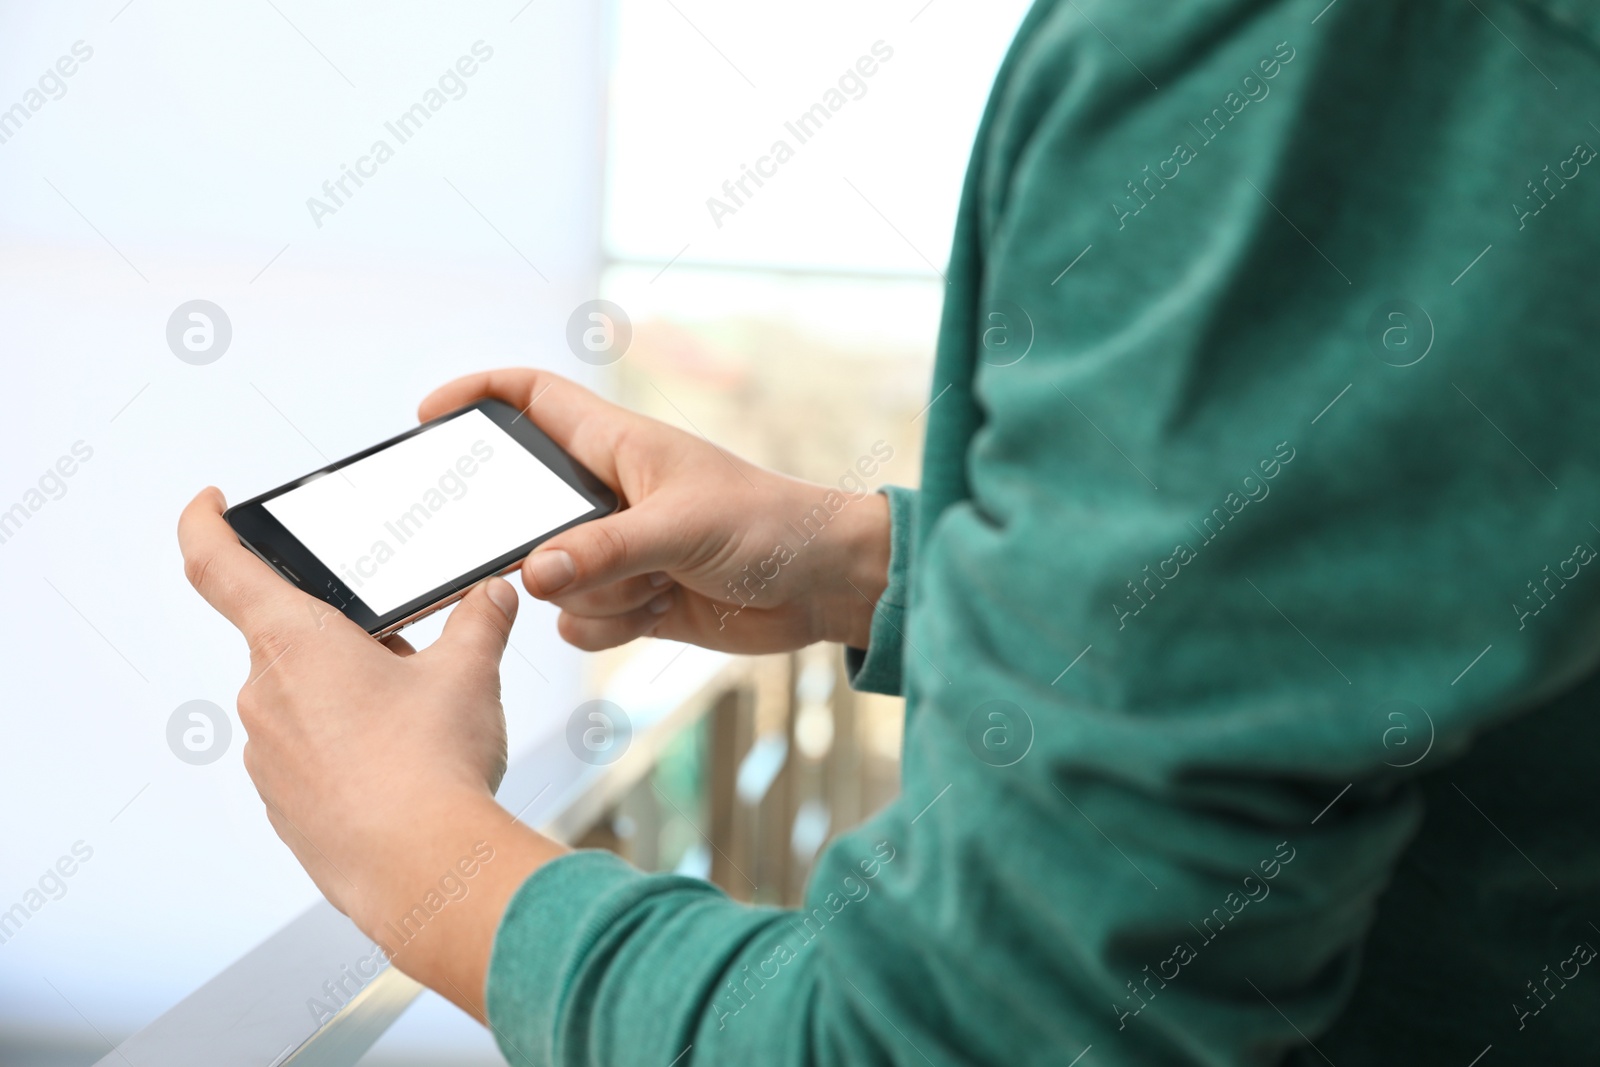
[419,369,891,655]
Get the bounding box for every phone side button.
[377,591,467,637]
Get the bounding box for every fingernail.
[647,591,673,615]
[526,550,575,595]
[486,578,519,619]
[648,571,671,588]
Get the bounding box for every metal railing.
[95,641,898,1065]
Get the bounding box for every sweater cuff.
[485,850,658,1067]
[844,484,917,696]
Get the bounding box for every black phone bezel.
[223,398,618,636]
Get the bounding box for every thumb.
[431,578,518,665]
[523,507,679,599]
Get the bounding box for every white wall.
[605,0,1031,274]
[0,1,604,1060]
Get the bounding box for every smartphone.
[225,398,617,637]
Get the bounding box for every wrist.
[814,489,890,650]
[347,790,566,1018]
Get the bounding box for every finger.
[418,369,636,487]
[552,574,674,618]
[523,507,682,599]
[179,487,316,640]
[647,591,829,656]
[382,633,418,657]
[428,578,517,666]
[556,602,666,652]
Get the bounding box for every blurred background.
[0,1,1029,1062]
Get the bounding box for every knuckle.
[182,551,215,594]
[467,601,512,643]
[245,625,295,668]
[589,520,632,573]
[607,418,639,465]
[235,687,264,733]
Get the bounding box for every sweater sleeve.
[844,485,919,696]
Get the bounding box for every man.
[180,0,1600,1062]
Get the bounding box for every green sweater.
[488,1,1600,1062]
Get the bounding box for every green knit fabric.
[488,1,1600,1063]
[844,484,918,695]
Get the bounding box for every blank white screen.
[263,409,592,615]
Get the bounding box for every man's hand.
[419,369,892,654]
[178,488,561,1019]
[176,371,893,1018]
